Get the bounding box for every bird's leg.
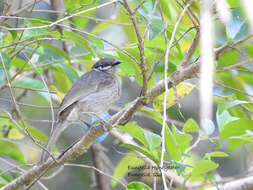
[81,120,92,128]
[80,112,110,144]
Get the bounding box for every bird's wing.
[58,70,114,115]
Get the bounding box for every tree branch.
[1,54,200,190]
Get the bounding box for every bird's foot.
[86,112,109,132]
[91,120,107,132]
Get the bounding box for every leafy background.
[0,0,253,189]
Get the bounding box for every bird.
[39,58,121,164]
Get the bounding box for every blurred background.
[0,0,253,189]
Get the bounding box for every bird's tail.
[38,120,67,164]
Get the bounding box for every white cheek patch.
[100,65,112,70]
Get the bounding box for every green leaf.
[171,160,187,176]
[13,78,50,102]
[40,43,70,63]
[117,122,161,152]
[148,17,163,40]
[112,153,144,187]
[220,119,253,139]
[226,8,245,40]
[8,128,24,140]
[153,83,195,112]
[182,118,199,133]
[191,159,218,176]
[174,128,192,153]
[233,22,249,43]
[0,140,26,164]
[23,28,58,39]
[217,50,239,68]
[88,35,104,50]
[216,104,239,131]
[126,181,151,190]
[217,100,252,113]
[4,23,17,40]
[0,52,11,71]
[245,45,253,58]
[120,144,158,164]
[165,125,181,161]
[116,122,148,148]
[58,64,79,83]
[63,30,95,56]
[26,126,48,143]
[140,107,163,125]
[205,151,229,159]
[0,176,9,186]
[228,139,244,151]
[143,130,161,152]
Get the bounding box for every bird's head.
[92,58,121,74]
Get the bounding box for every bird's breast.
[76,77,121,120]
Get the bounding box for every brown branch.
[10,0,43,16]
[3,28,252,189]
[123,0,147,96]
[50,0,74,53]
[91,144,109,190]
[180,28,200,67]
[0,0,13,26]
[206,175,253,190]
[215,34,253,60]
[1,54,200,190]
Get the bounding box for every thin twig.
[142,0,159,41]
[0,97,58,109]
[217,58,253,72]
[0,16,140,65]
[64,163,126,188]
[159,0,195,189]
[132,0,146,15]
[215,80,253,98]
[23,53,56,137]
[4,84,56,94]
[180,28,200,67]
[0,0,14,26]
[10,0,42,16]
[123,0,148,95]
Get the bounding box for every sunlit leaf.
[120,144,158,164]
[220,119,253,139]
[165,125,181,161]
[191,159,218,176]
[153,83,196,112]
[117,122,148,147]
[63,30,95,56]
[217,104,239,131]
[0,140,26,164]
[0,52,11,71]
[8,128,24,140]
[143,130,161,152]
[182,118,199,133]
[112,153,144,187]
[126,181,151,190]
[205,151,229,159]
[13,78,50,102]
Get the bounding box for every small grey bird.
[39,58,121,163]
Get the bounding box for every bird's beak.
[112,60,121,67]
